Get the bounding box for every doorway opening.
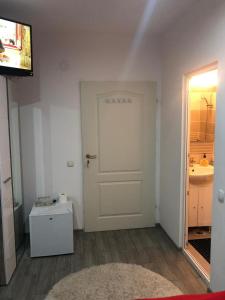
[183,66,218,280]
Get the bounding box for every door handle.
[3,177,11,184]
[86,154,97,168]
[86,154,97,159]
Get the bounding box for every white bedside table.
[29,201,74,257]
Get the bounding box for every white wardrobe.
[0,76,16,285]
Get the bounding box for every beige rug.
[46,263,182,300]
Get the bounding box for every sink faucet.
[210,159,214,166]
[190,157,196,167]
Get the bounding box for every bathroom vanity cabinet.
[188,182,212,227]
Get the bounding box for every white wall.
[7,0,225,291]
[160,0,225,291]
[19,32,161,230]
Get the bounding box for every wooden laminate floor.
[0,226,207,300]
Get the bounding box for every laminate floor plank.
[0,227,207,300]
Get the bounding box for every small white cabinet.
[188,182,212,227]
[29,201,74,257]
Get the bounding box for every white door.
[0,76,16,284]
[81,81,156,232]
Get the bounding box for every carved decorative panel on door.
[98,92,143,172]
[99,181,142,217]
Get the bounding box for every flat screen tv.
[0,17,33,76]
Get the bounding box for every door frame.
[180,61,218,282]
[0,76,16,285]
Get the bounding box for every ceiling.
[0,0,198,35]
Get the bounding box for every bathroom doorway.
[184,65,218,280]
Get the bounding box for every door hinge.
[187,190,189,196]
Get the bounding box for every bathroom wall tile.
[206,133,214,143]
[190,95,201,110]
[200,110,207,122]
[189,90,216,159]
[207,110,216,123]
[190,142,214,154]
[200,132,206,142]
[207,123,215,134]
[191,110,201,122]
[190,132,201,142]
[191,121,201,132]
[200,121,206,133]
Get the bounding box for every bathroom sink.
[189,164,214,183]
